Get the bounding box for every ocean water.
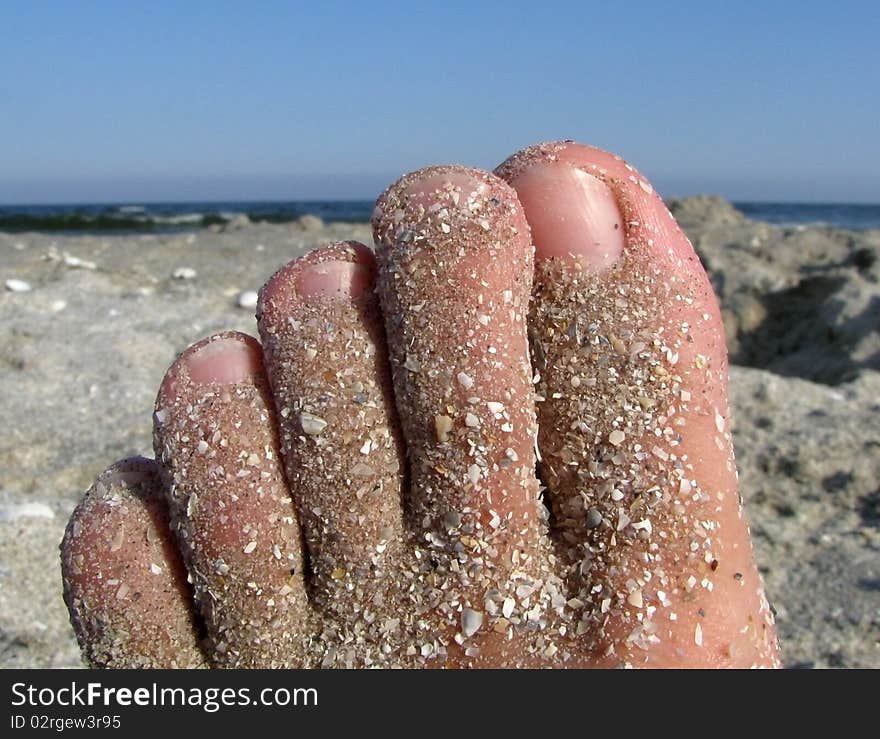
[733,202,880,231]
[0,200,878,234]
[0,201,375,234]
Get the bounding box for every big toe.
[497,142,781,667]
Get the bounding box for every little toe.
[60,457,206,668]
[154,331,312,667]
[498,142,780,667]
[256,242,406,612]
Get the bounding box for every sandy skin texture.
[58,154,777,668]
[1,193,878,668]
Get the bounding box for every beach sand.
[1,199,878,668]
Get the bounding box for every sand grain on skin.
[60,458,206,668]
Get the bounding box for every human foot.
[61,142,780,668]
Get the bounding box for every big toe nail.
[505,161,624,271]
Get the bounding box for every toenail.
[184,336,262,384]
[509,162,624,270]
[104,467,150,487]
[402,171,487,208]
[297,260,371,300]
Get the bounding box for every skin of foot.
[61,141,781,669]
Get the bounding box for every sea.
[1,200,879,234]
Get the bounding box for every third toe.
[256,242,407,611]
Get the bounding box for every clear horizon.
[3,190,880,207]
[2,1,877,204]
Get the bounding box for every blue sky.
[1,1,877,203]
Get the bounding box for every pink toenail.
[297,260,371,299]
[185,336,261,384]
[403,172,487,207]
[510,162,624,270]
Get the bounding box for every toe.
[154,331,311,667]
[373,168,541,545]
[60,457,206,668]
[498,142,780,667]
[372,167,554,635]
[256,242,406,608]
